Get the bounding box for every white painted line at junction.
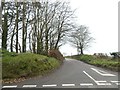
[2,85,17,88]
[80,83,93,86]
[96,81,107,82]
[95,81,111,85]
[23,85,37,88]
[42,84,57,87]
[83,71,97,82]
[91,68,116,76]
[111,81,120,85]
[96,83,111,85]
[116,83,120,85]
[62,84,75,87]
[111,81,120,83]
[83,71,111,86]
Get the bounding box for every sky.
[0,0,119,55]
[59,0,119,56]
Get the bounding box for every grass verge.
[2,50,61,83]
[68,55,120,71]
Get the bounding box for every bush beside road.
[2,50,63,83]
[68,55,120,71]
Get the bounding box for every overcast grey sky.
[0,0,119,55]
[60,0,119,56]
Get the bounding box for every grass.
[2,50,61,82]
[68,54,120,71]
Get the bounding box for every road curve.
[2,58,119,88]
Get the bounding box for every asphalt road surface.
[2,58,120,88]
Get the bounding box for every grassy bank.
[2,50,61,83]
[68,55,120,71]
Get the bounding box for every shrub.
[79,55,95,63]
[48,49,64,62]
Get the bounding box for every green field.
[1,50,61,83]
[68,54,120,71]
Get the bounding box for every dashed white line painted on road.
[96,83,111,85]
[62,84,75,87]
[91,68,116,76]
[80,83,93,86]
[95,81,107,82]
[22,85,37,88]
[42,84,57,87]
[2,85,17,88]
[95,81,111,85]
[83,71,111,86]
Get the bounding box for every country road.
[2,58,120,88]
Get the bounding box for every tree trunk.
[2,12,8,50]
[45,6,48,55]
[10,31,14,52]
[55,32,60,49]
[32,23,37,54]
[80,47,83,55]
[45,30,48,55]
[16,2,19,53]
[18,43,21,53]
[29,30,32,52]
[22,2,26,52]
[37,35,40,54]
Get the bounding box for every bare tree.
[69,25,94,55]
[1,0,76,55]
[49,1,74,50]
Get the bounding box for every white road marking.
[111,81,120,85]
[115,83,120,85]
[83,71,97,82]
[2,85,17,88]
[42,84,57,87]
[96,81,107,82]
[80,83,93,86]
[111,81,120,83]
[95,81,111,85]
[91,68,116,76]
[23,85,37,88]
[62,84,75,86]
[96,83,111,85]
[83,71,111,86]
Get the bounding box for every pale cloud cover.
[60,0,119,56]
[1,0,119,55]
